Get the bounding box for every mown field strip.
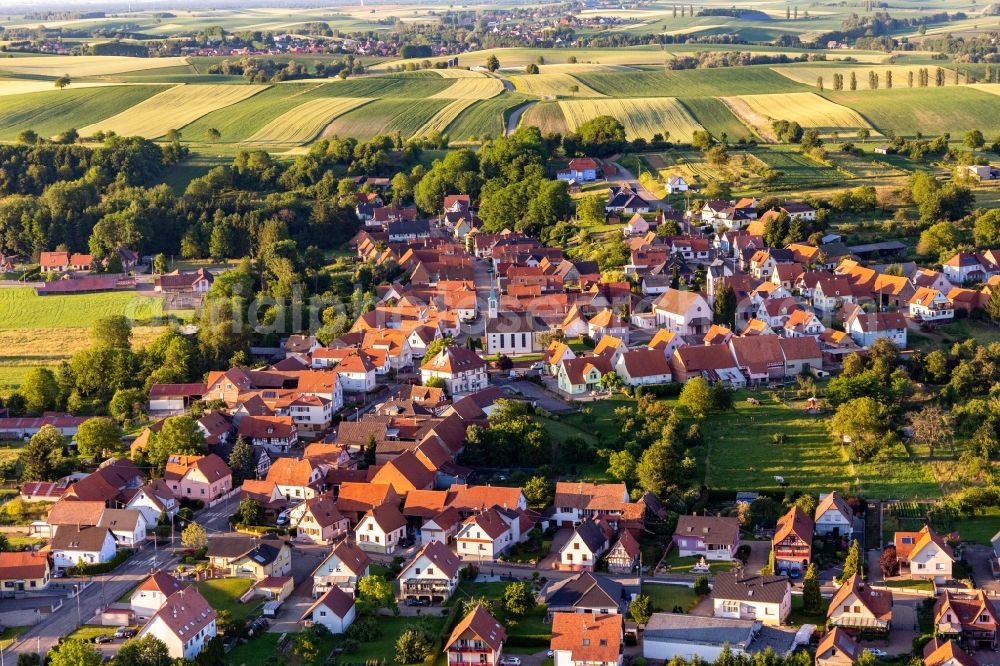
[434,69,490,78]
[0,80,123,97]
[771,63,958,87]
[321,98,451,140]
[0,55,190,77]
[414,98,478,137]
[724,92,874,139]
[558,97,704,141]
[78,84,269,138]
[245,97,372,144]
[509,73,605,98]
[431,77,504,99]
[521,101,568,135]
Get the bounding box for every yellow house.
[206,535,291,579]
[0,551,50,593]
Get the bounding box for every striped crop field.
[434,69,490,78]
[558,97,704,141]
[771,64,959,88]
[520,101,568,135]
[723,92,873,140]
[539,63,635,73]
[432,77,504,99]
[0,55,191,77]
[509,73,605,98]
[245,97,372,144]
[574,66,808,97]
[823,87,1000,137]
[78,84,269,138]
[679,97,755,140]
[414,98,478,137]
[445,93,531,141]
[321,98,451,140]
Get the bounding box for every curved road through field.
[506,100,537,135]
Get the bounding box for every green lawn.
[885,579,934,591]
[66,625,116,642]
[950,508,1000,546]
[224,633,282,666]
[0,626,27,650]
[661,549,734,574]
[641,583,700,612]
[338,615,445,663]
[195,578,260,621]
[788,593,826,627]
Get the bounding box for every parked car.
[94,635,113,644]
[275,511,289,526]
[114,628,136,639]
[405,598,429,607]
[865,649,887,658]
[500,658,521,666]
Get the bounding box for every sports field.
[558,97,704,141]
[78,84,269,138]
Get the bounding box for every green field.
[0,288,163,329]
[446,93,530,141]
[323,97,451,140]
[180,83,329,143]
[824,87,1000,137]
[0,85,167,140]
[521,101,568,135]
[641,583,701,612]
[574,66,809,98]
[194,578,260,622]
[679,97,755,140]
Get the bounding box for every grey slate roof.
[711,572,790,605]
[545,572,623,611]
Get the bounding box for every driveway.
[965,544,1000,594]
[497,379,573,414]
[743,540,771,574]
[857,598,917,656]
[538,528,573,570]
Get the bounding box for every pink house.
[164,454,232,503]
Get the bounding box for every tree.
[16,129,38,145]
[54,74,71,90]
[49,640,101,666]
[109,387,146,423]
[113,635,170,666]
[395,628,432,664]
[525,63,539,74]
[838,539,861,583]
[713,283,736,326]
[424,376,446,390]
[75,418,124,460]
[181,522,207,550]
[973,209,1000,248]
[485,55,500,72]
[693,575,710,596]
[855,650,877,666]
[802,563,822,613]
[363,434,378,467]
[577,194,606,226]
[502,581,535,616]
[575,115,626,156]
[523,475,552,508]
[91,315,132,349]
[148,415,207,470]
[237,496,262,526]
[357,574,396,610]
[988,284,1000,322]
[207,128,222,141]
[830,397,888,459]
[630,594,652,624]
[907,405,953,458]
[599,371,623,393]
[19,425,66,481]
[606,450,637,483]
[227,436,256,483]
[678,377,712,420]
[164,129,182,143]
[20,367,60,415]
[964,129,985,151]
[879,546,899,577]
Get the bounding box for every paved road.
[6,546,179,658]
[610,158,667,211]
[506,100,537,135]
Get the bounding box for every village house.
[0,551,50,594]
[289,495,350,544]
[665,175,688,193]
[845,308,907,349]
[553,482,629,526]
[206,535,291,579]
[606,530,641,574]
[815,628,862,666]
[267,457,326,502]
[550,612,623,666]
[934,589,998,650]
[544,572,629,616]
[136,587,217,660]
[50,525,117,570]
[894,525,955,583]
[557,355,613,396]
[827,574,892,631]
[398,540,463,604]
[923,638,981,666]
[130,571,183,622]
[311,539,371,595]
[559,519,611,572]
[672,515,741,561]
[420,345,488,395]
[154,268,214,293]
[711,572,791,626]
[164,454,232,503]
[814,492,854,537]
[125,479,179,526]
[614,348,673,386]
[237,415,299,454]
[97,508,147,548]
[302,586,356,634]
[772,506,813,577]
[445,605,507,666]
[653,288,712,336]
[455,506,522,562]
[558,157,601,182]
[39,251,92,273]
[484,310,547,356]
[644,614,797,662]
[355,503,407,554]
[909,287,955,322]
